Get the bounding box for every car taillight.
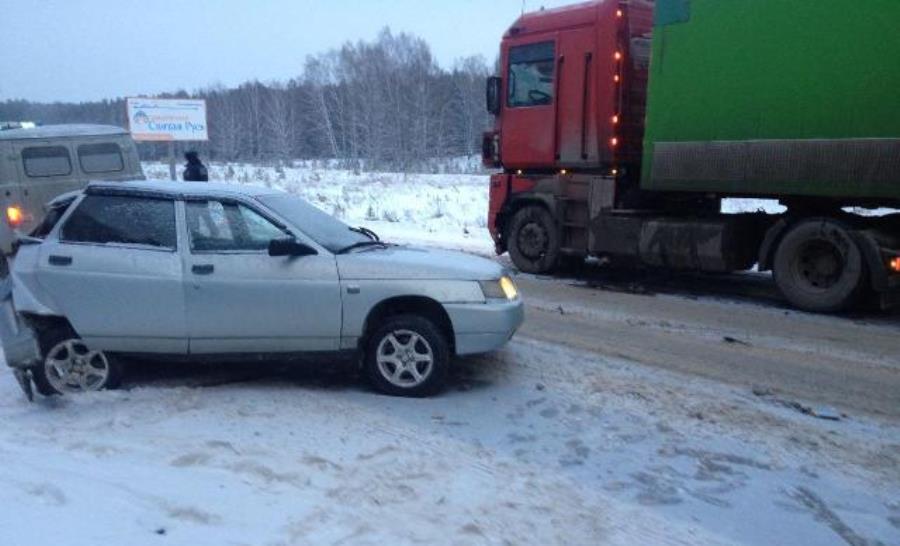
[6,206,24,227]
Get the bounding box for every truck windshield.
[256,193,369,254]
[508,41,555,107]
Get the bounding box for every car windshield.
[256,193,370,253]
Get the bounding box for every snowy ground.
[2,335,897,545]
[1,163,897,545]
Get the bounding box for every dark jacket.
[183,155,209,182]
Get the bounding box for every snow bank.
[143,162,496,255]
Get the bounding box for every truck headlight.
[480,276,519,300]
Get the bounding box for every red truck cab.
[484,1,653,253]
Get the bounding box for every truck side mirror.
[486,76,502,115]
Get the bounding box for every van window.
[61,195,176,249]
[78,143,124,174]
[508,41,556,108]
[22,146,72,177]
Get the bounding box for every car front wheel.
[364,314,449,397]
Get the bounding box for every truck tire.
[507,205,561,274]
[773,219,866,313]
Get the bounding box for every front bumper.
[444,298,525,355]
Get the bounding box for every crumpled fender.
[8,246,61,316]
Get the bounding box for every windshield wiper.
[349,226,380,241]
[337,240,390,254]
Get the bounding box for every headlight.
[479,275,519,300]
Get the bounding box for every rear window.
[78,143,124,173]
[22,146,72,177]
[61,195,176,249]
[30,198,75,239]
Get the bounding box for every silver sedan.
[0,180,523,398]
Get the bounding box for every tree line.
[0,28,493,171]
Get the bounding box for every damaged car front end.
[0,274,42,401]
[0,194,78,400]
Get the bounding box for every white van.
[0,124,144,261]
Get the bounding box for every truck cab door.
[500,38,559,169]
[555,27,601,166]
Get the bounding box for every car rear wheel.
[364,314,449,397]
[32,329,121,396]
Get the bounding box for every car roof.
[85,179,284,200]
[0,124,129,141]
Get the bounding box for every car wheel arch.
[361,296,455,354]
[23,314,78,348]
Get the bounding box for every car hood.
[337,245,503,280]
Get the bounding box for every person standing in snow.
[182,150,209,182]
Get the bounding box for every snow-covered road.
[2,330,898,545]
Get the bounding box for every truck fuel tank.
[593,213,767,273]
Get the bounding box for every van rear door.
[10,140,84,235]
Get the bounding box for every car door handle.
[48,255,73,266]
[192,264,214,275]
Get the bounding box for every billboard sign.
[127,98,208,141]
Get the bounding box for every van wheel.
[32,328,121,396]
[508,205,561,274]
[773,219,866,313]
[364,314,449,397]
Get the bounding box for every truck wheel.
[32,327,121,396]
[364,314,450,397]
[507,205,561,274]
[773,219,866,313]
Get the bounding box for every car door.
[36,192,188,353]
[182,197,342,354]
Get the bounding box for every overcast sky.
[0,0,576,103]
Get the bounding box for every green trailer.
[485,0,900,312]
[642,0,900,205]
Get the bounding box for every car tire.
[507,205,561,274]
[364,314,449,397]
[32,326,121,396]
[773,219,866,313]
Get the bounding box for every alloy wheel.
[44,339,111,394]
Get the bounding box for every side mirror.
[486,76,502,115]
[268,237,317,257]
